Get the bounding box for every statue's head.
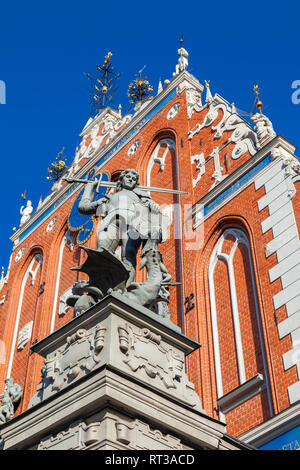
[116,169,139,192]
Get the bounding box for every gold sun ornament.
[127,67,153,106]
[46,147,69,182]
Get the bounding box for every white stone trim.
[146,138,176,187]
[49,234,69,333]
[239,401,300,447]
[217,374,265,414]
[255,150,300,404]
[6,254,42,378]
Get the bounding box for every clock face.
[68,170,110,244]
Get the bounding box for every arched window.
[208,228,272,419]
[6,253,43,379]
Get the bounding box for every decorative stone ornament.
[0,378,23,424]
[251,112,276,149]
[19,200,33,227]
[15,247,25,262]
[17,321,33,351]
[46,217,57,232]
[127,140,140,156]
[167,103,180,120]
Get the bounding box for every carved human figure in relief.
[19,200,33,227]
[251,113,276,148]
[78,169,161,285]
[0,378,23,424]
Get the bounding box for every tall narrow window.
[208,228,271,419]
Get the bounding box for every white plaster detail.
[15,247,25,262]
[251,113,276,150]
[186,88,203,119]
[17,321,33,351]
[28,254,43,286]
[146,138,176,187]
[49,231,75,333]
[167,103,180,120]
[127,140,140,156]
[19,200,33,227]
[255,150,300,403]
[6,254,42,378]
[187,99,257,162]
[173,47,189,76]
[191,153,205,187]
[74,109,132,166]
[46,217,57,233]
[210,147,226,188]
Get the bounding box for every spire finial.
[205,80,212,104]
[253,84,263,113]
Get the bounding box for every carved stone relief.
[46,217,57,232]
[37,419,101,450]
[28,324,107,407]
[17,321,33,351]
[128,139,140,156]
[117,323,203,411]
[115,418,186,450]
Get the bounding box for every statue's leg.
[97,222,120,253]
[122,232,142,286]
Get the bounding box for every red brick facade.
[1,66,299,445]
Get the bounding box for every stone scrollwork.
[118,323,181,388]
[117,323,204,410]
[188,99,258,162]
[28,324,107,406]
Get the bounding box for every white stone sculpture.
[19,200,33,227]
[251,112,276,149]
[173,48,189,76]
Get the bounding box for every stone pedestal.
[0,294,252,450]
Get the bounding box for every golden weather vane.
[252,84,263,114]
[86,52,120,116]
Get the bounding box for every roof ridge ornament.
[205,80,213,104]
[173,37,189,77]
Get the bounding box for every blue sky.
[0,0,300,269]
